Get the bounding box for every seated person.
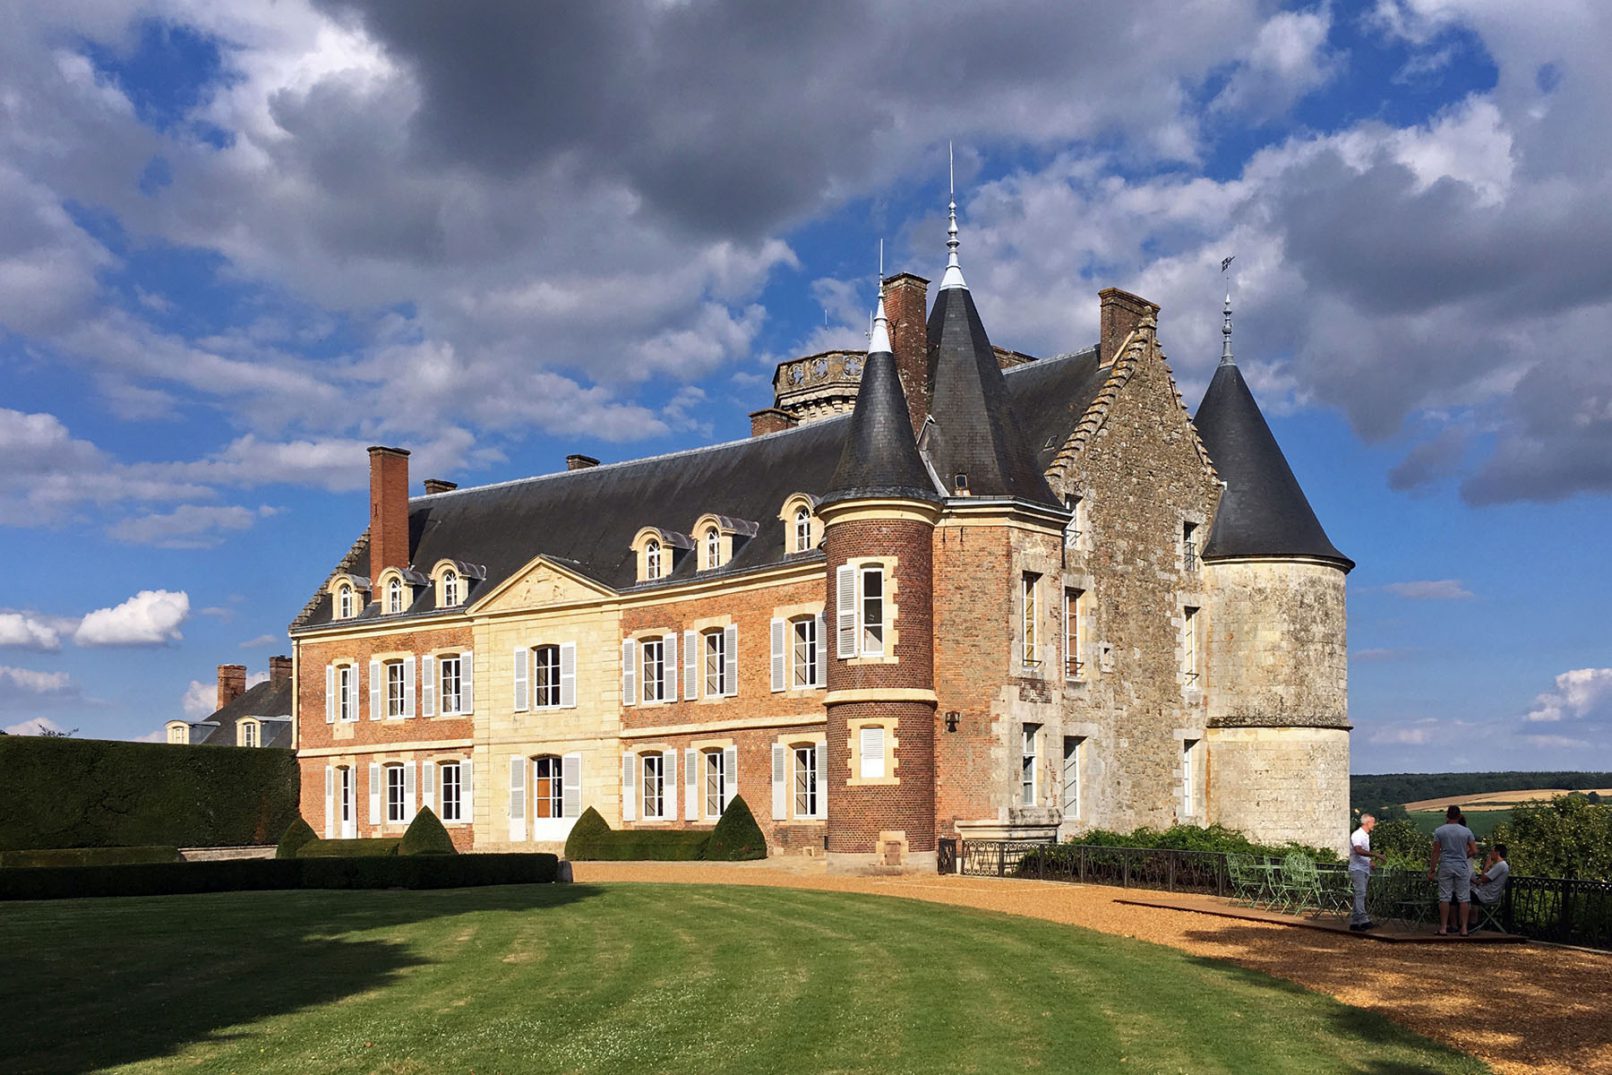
[1472,844,1510,916]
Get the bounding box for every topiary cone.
[705,795,766,861]
[399,806,457,856]
[275,816,318,859]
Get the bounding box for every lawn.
[0,884,1487,1074]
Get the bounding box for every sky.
[1,0,1609,773]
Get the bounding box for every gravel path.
[575,861,1612,1075]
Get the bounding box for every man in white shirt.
[1348,814,1383,931]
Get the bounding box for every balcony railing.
[1183,540,1198,571]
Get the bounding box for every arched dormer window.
[442,569,460,607]
[794,507,812,553]
[387,577,403,614]
[646,539,663,580]
[779,494,819,556]
[338,583,355,619]
[704,527,721,571]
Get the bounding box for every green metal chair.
[1226,853,1263,908]
[1279,852,1324,915]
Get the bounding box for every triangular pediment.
[470,556,613,614]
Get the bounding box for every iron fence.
[1502,875,1612,949]
[960,840,1230,896]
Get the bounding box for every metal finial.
[941,142,968,291]
[869,240,892,354]
[1220,256,1236,368]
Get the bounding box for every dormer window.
[646,540,663,580]
[387,577,404,614]
[703,527,721,571]
[794,508,812,553]
[780,495,819,556]
[338,584,355,619]
[442,570,460,607]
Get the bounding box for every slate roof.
[192,678,293,748]
[822,349,941,507]
[1194,362,1353,570]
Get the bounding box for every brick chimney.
[566,454,600,471]
[368,446,410,583]
[748,408,797,437]
[217,664,247,710]
[1099,287,1160,367]
[268,655,292,685]
[422,478,457,495]
[883,272,930,434]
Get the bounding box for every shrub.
[399,807,458,856]
[0,846,182,868]
[704,795,766,861]
[563,808,711,861]
[0,736,298,851]
[563,807,613,860]
[275,818,319,859]
[298,838,400,858]
[1066,823,1338,863]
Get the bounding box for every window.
[858,726,886,779]
[386,660,406,718]
[704,528,721,570]
[791,617,818,688]
[1183,521,1199,572]
[441,569,460,607]
[703,750,729,817]
[338,583,354,619]
[794,508,812,552]
[386,765,408,823]
[641,638,667,703]
[338,665,356,722]
[340,767,353,825]
[387,577,403,614]
[1064,494,1083,547]
[168,724,188,745]
[1063,588,1084,680]
[703,630,727,696]
[1021,572,1042,667]
[440,762,462,822]
[793,744,818,817]
[641,753,666,819]
[534,755,563,819]
[1182,607,1201,685]
[1062,737,1083,819]
[439,654,463,715]
[1182,739,1199,815]
[239,720,258,748]
[533,645,560,708]
[860,566,884,656]
[1021,724,1040,806]
[645,539,662,580]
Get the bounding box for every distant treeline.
[1352,772,1612,814]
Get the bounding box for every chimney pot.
[748,408,797,437]
[268,655,292,685]
[565,454,600,471]
[367,446,411,584]
[422,478,457,495]
[1098,287,1160,366]
[883,272,930,434]
[216,664,247,711]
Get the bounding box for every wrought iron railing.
[1183,540,1198,571]
[1501,875,1612,949]
[960,841,1230,896]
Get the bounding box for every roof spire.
[1219,255,1236,367]
[941,142,968,291]
[869,239,892,354]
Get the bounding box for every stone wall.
[1206,725,1350,852]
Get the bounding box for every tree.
[1492,795,1612,881]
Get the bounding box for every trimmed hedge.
[399,807,457,856]
[1067,823,1339,864]
[0,853,559,901]
[0,846,182,869]
[0,736,299,851]
[275,818,318,859]
[298,838,401,858]
[562,807,612,859]
[705,795,766,861]
[563,801,768,862]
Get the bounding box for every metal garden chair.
[1279,852,1324,915]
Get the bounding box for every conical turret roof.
[1195,362,1352,570]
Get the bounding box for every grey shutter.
[836,565,857,657]
[559,643,577,708]
[860,726,885,779]
[325,664,335,723]
[508,756,526,841]
[685,748,698,820]
[324,765,334,837]
[368,659,382,720]
[347,670,360,722]
[423,760,436,814]
[723,745,738,811]
[770,618,786,692]
[683,631,698,700]
[814,613,828,687]
[771,744,787,819]
[664,634,677,702]
[812,745,826,818]
[723,624,739,697]
[462,760,474,829]
[460,650,474,715]
[512,646,529,712]
[368,763,382,825]
[421,655,436,717]
[562,752,582,818]
[621,640,636,706]
[404,761,418,818]
[663,750,678,820]
[402,657,416,718]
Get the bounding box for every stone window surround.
[330,657,360,723]
[778,493,822,555]
[1179,509,1208,574]
[686,613,736,703]
[627,745,676,823]
[1173,729,1205,819]
[426,647,469,716]
[776,731,828,822]
[843,556,900,666]
[689,736,737,820]
[1062,569,1095,686]
[846,717,899,787]
[376,567,413,616]
[1176,596,1208,701]
[432,756,472,825]
[772,600,825,694]
[627,627,678,706]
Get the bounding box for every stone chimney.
[422,478,457,495]
[268,655,292,685]
[748,408,797,437]
[883,272,930,433]
[368,446,411,583]
[566,454,600,471]
[1099,287,1160,366]
[217,664,247,710]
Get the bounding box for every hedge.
[704,795,766,861]
[564,807,712,860]
[0,846,182,869]
[0,853,559,901]
[399,807,457,856]
[275,818,318,859]
[298,838,401,858]
[0,736,299,852]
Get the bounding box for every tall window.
[791,617,817,689]
[641,638,666,703]
[338,665,355,722]
[386,765,408,823]
[1021,724,1040,806]
[1021,572,1041,667]
[340,767,353,825]
[793,744,818,817]
[439,762,462,822]
[645,539,662,580]
[386,660,406,718]
[703,750,728,817]
[704,528,721,570]
[703,630,727,696]
[338,583,354,619]
[1062,737,1083,819]
[387,577,403,614]
[1182,607,1200,684]
[1182,521,1199,572]
[439,654,463,715]
[533,755,563,819]
[1064,588,1083,680]
[442,570,460,607]
[533,645,560,708]
[858,726,885,779]
[1064,493,1083,547]
[793,508,812,553]
[860,566,884,656]
[641,753,666,819]
[1182,739,1199,815]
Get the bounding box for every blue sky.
[2,1,1609,773]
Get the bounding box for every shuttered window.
[440,762,462,822]
[860,567,885,656]
[440,654,465,715]
[533,755,563,819]
[703,630,727,696]
[386,765,408,823]
[793,745,819,818]
[859,726,885,779]
[641,753,666,819]
[533,646,561,708]
[641,638,667,703]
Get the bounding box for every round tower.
[1195,291,1354,853]
[818,292,943,872]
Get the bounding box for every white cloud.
[1367,724,1435,745]
[2,716,71,736]
[0,666,73,695]
[180,679,215,718]
[109,504,277,549]
[1382,579,1475,600]
[0,611,63,651]
[1524,668,1612,724]
[240,633,280,648]
[74,590,190,647]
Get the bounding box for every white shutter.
[685,748,698,820]
[460,650,474,715]
[723,624,739,697]
[324,765,334,837]
[325,664,335,723]
[423,760,437,814]
[621,752,637,822]
[621,640,637,706]
[770,618,786,692]
[559,643,577,708]
[771,744,787,820]
[723,745,738,811]
[509,756,526,841]
[836,564,857,657]
[421,655,436,717]
[665,634,677,702]
[347,671,360,723]
[663,750,678,820]
[562,752,582,818]
[814,613,828,687]
[405,761,418,818]
[368,660,382,719]
[683,631,698,700]
[402,657,416,718]
[860,726,885,779]
[462,760,474,831]
[512,646,529,712]
[368,762,382,825]
[812,745,826,818]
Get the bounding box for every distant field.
[1402,788,1612,811]
[1408,809,1511,839]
